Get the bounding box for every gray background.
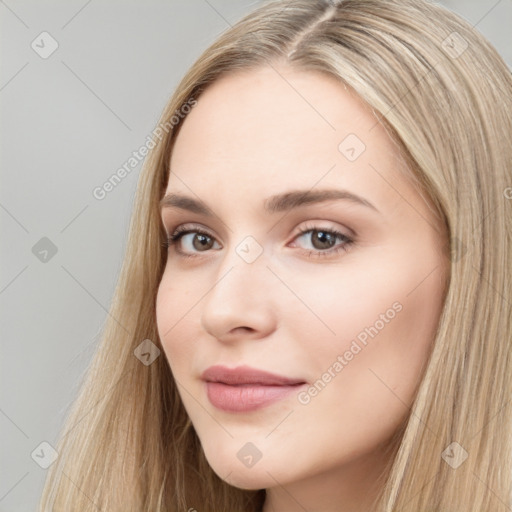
[1,1,510,510]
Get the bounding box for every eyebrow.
[159,188,379,216]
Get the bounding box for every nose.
[200,243,278,344]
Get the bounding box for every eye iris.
[312,230,336,250]
[193,233,213,251]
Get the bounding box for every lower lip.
[205,381,306,412]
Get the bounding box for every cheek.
[155,273,197,373]
[289,252,446,436]
[300,241,446,364]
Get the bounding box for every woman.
[39,0,512,510]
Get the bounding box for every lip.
[201,364,306,386]
[201,365,307,412]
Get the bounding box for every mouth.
[201,365,307,412]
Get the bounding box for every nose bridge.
[209,233,269,304]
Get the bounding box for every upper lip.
[201,365,306,386]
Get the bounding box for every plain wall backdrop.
[1,1,510,510]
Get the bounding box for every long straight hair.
[39,0,512,510]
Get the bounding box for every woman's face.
[156,65,448,507]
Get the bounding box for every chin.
[204,452,277,490]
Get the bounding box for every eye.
[163,222,355,260]
[164,225,220,258]
[290,222,354,259]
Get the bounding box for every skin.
[156,65,449,512]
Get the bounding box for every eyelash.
[163,222,355,260]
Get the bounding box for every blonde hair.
[39,0,512,510]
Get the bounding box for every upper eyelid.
[166,221,353,242]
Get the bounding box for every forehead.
[166,65,417,219]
